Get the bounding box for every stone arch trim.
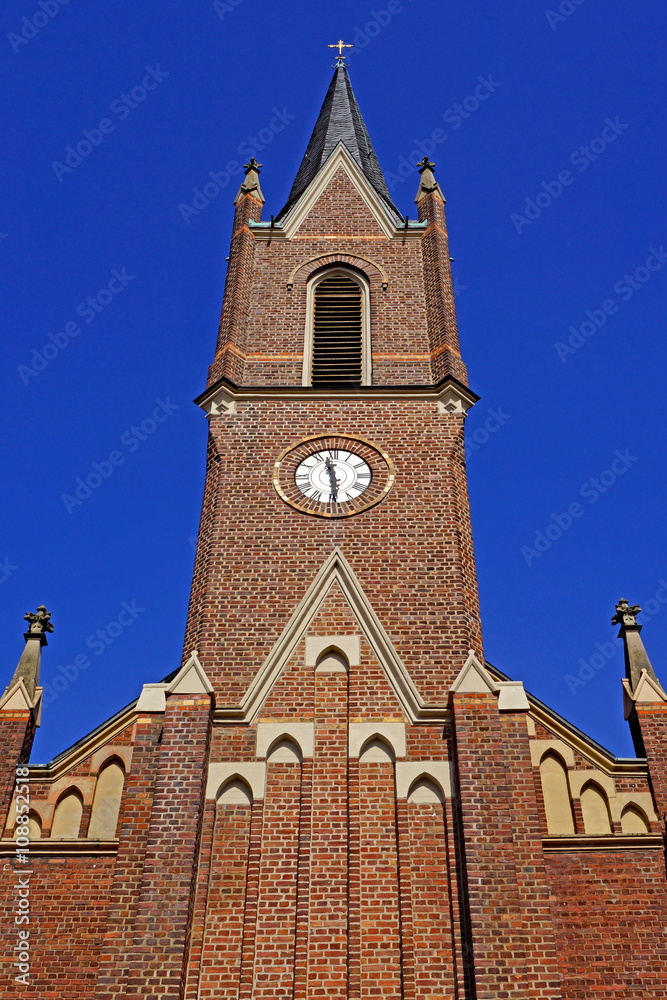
[88,759,126,840]
[51,787,85,839]
[89,745,133,776]
[305,635,360,667]
[53,784,85,808]
[620,802,651,834]
[358,735,396,763]
[395,762,451,799]
[256,722,314,760]
[349,722,406,759]
[287,253,388,291]
[406,775,446,804]
[579,780,613,835]
[266,737,303,763]
[217,775,254,806]
[539,751,575,835]
[206,762,266,801]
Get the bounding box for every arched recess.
[580,781,613,835]
[407,775,445,804]
[315,648,349,674]
[358,736,395,763]
[217,777,253,807]
[267,737,303,764]
[539,752,575,835]
[14,811,42,840]
[620,803,650,834]
[304,268,371,387]
[88,760,125,839]
[51,789,84,839]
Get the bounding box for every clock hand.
[324,456,338,501]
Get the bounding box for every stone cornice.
[26,705,137,784]
[195,374,479,418]
[542,834,662,852]
[0,838,119,856]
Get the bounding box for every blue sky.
[2,0,666,761]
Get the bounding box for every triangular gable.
[278,144,402,240]
[167,650,214,696]
[450,650,499,695]
[238,548,430,723]
[260,581,405,720]
[0,678,38,713]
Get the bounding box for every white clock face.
[295,449,372,504]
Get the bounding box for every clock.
[273,434,395,518]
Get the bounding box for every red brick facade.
[1,65,666,998]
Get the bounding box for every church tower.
[185,57,482,709]
[2,55,667,1000]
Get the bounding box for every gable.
[259,581,405,721]
[239,548,430,723]
[278,145,400,239]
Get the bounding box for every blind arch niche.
[304,268,371,386]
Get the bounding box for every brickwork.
[359,760,402,998]
[117,693,212,998]
[0,855,115,999]
[417,190,467,384]
[547,849,667,998]
[183,401,482,703]
[633,703,667,819]
[197,800,252,998]
[94,715,163,999]
[408,799,457,999]
[253,761,301,999]
[308,665,349,998]
[451,691,562,999]
[0,711,35,824]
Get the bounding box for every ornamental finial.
[24,605,54,635]
[234,158,265,205]
[417,156,436,173]
[611,598,641,628]
[415,156,444,203]
[328,39,353,65]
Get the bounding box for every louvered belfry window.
[311,273,364,385]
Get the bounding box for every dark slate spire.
[278,64,401,221]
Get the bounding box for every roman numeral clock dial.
[273,435,395,517]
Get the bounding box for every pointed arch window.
[304,269,371,386]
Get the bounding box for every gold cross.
[328,40,353,58]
